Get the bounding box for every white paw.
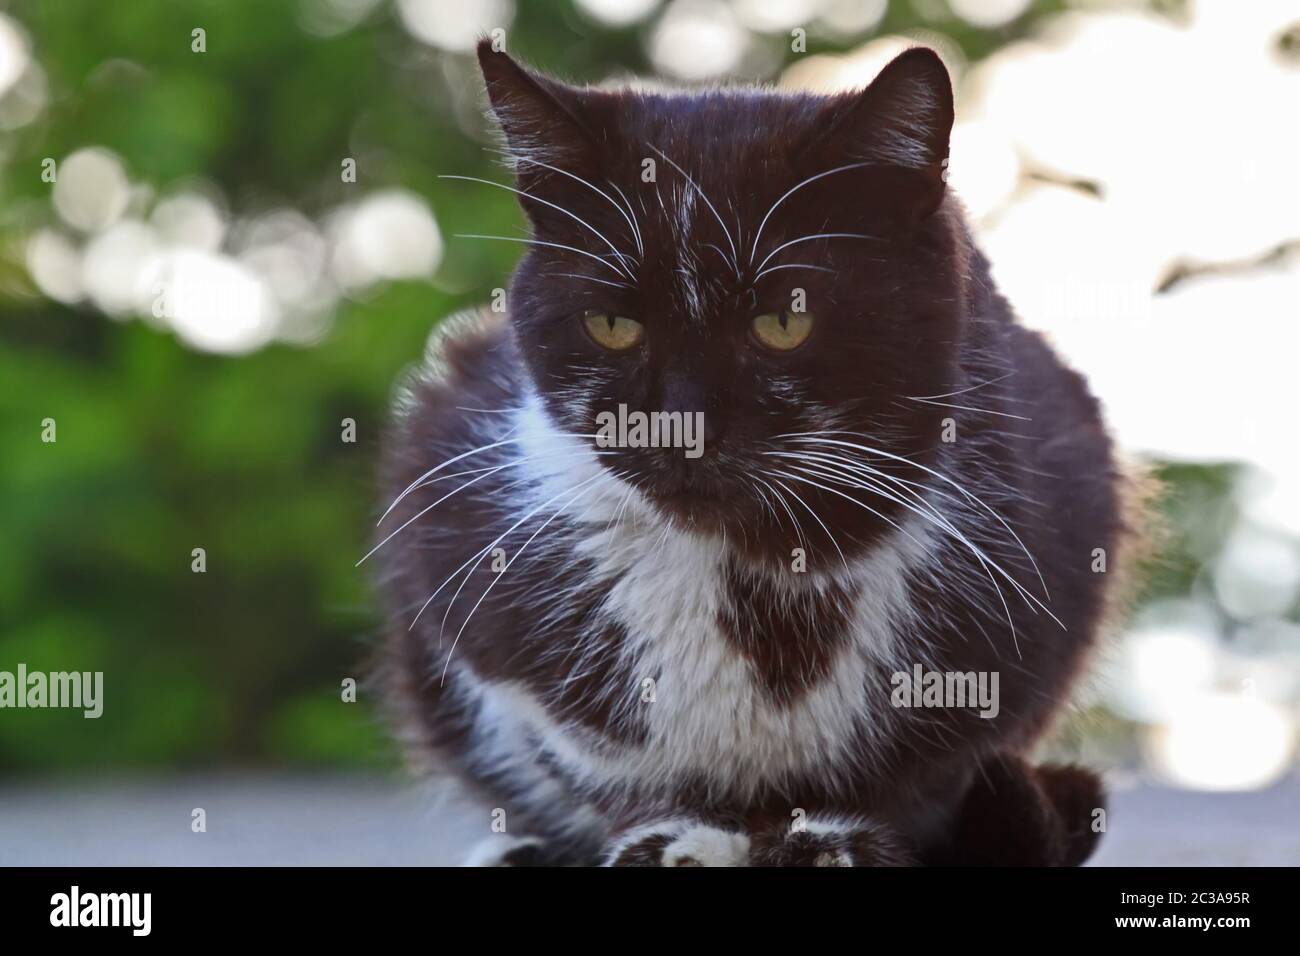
[463,834,545,867]
[750,816,914,867]
[605,820,751,866]
[813,849,854,867]
[661,826,751,867]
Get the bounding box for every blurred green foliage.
[0,0,1204,773]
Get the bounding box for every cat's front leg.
[749,815,916,867]
[464,834,554,867]
[603,818,752,867]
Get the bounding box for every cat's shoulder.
[401,307,518,401]
[390,307,523,421]
[382,308,523,481]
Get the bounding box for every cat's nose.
[659,372,722,448]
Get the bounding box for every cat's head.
[475,41,968,558]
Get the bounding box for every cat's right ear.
[477,41,595,173]
[804,47,955,221]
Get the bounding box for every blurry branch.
[1157,239,1300,295]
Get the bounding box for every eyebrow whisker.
[454,233,630,279]
[542,271,633,290]
[753,232,881,275]
[754,262,837,281]
[492,151,645,259]
[440,174,637,279]
[650,144,741,278]
[605,180,644,257]
[749,162,873,266]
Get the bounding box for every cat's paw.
[463,834,550,866]
[604,820,751,867]
[749,817,915,867]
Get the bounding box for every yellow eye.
[751,311,814,351]
[583,311,644,351]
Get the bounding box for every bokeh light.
[650,0,750,80]
[574,0,660,27]
[329,190,442,288]
[0,12,29,99]
[1147,693,1296,791]
[396,0,516,52]
[52,148,132,233]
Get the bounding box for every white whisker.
[777,431,1053,606]
[361,448,610,567]
[650,145,740,277]
[542,271,633,290]
[753,232,880,276]
[777,454,1027,643]
[749,162,872,265]
[903,397,1032,422]
[425,470,609,638]
[768,474,850,573]
[380,435,519,525]
[379,432,597,524]
[754,263,837,281]
[440,175,636,279]
[440,470,607,684]
[907,374,1015,401]
[605,180,644,256]
[490,154,644,259]
[454,233,630,279]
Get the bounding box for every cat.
[370,40,1144,866]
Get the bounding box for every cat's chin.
[649,491,789,556]
[647,486,889,568]
[646,486,774,542]
[649,490,731,531]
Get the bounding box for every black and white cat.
[371,42,1144,866]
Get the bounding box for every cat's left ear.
[808,47,954,218]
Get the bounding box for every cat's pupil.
[606,316,616,331]
[778,313,789,330]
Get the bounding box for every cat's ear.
[809,47,954,218]
[477,40,596,173]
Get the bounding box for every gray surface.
[0,774,480,866]
[1089,775,1300,866]
[1,772,1297,866]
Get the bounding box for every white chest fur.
[466,396,932,801]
